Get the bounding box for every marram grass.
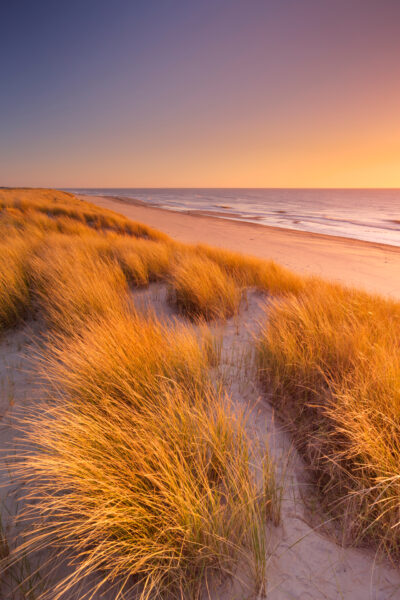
[2,186,400,590]
[0,188,306,327]
[0,189,282,597]
[18,388,277,599]
[28,234,128,333]
[168,253,241,320]
[39,306,212,404]
[0,237,31,333]
[257,282,400,555]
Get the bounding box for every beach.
[2,188,400,598]
[5,0,400,597]
[82,194,400,299]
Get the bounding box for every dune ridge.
[1,188,400,599]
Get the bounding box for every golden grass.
[19,388,276,599]
[28,235,128,333]
[0,189,305,331]
[4,187,400,567]
[196,244,305,295]
[169,253,241,319]
[40,307,211,404]
[17,309,277,599]
[257,282,400,554]
[0,189,282,596]
[0,237,31,333]
[0,190,175,332]
[0,188,168,241]
[106,236,172,285]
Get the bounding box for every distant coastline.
[66,188,400,248]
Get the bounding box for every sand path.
[129,285,400,599]
[217,291,400,599]
[1,287,400,598]
[80,194,400,300]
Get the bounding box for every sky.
[1,0,400,188]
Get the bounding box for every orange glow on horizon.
[2,1,400,189]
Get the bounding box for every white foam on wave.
[65,188,400,247]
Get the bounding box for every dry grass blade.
[257,282,400,555]
[16,384,276,600]
[169,254,241,320]
[38,307,211,403]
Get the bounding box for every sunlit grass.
[0,237,31,334]
[0,189,282,596]
[106,236,172,286]
[19,388,276,599]
[0,188,168,241]
[0,189,305,331]
[257,282,400,554]
[39,306,211,404]
[4,186,400,573]
[169,253,241,319]
[196,244,305,295]
[28,235,128,333]
[17,310,277,599]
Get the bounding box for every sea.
[65,188,400,247]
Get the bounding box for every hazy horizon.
[64,186,400,190]
[3,185,400,190]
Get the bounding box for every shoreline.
[78,193,400,299]
[72,190,400,249]
[2,188,400,599]
[82,193,400,252]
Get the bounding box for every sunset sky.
[1,0,400,188]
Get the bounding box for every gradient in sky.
[1,0,400,187]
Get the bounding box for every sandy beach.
[82,194,400,299]
[2,189,400,599]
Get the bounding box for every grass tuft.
[0,238,31,334]
[39,307,211,404]
[17,309,277,599]
[169,253,241,319]
[107,236,172,286]
[196,244,305,295]
[257,282,400,554]
[28,235,128,333]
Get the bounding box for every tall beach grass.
[0,189,282,596]
[257,282,400,555]
[0,237,31,334]
[196,244,305,295]
[2,186,400,581]
[17,311,277,599]
[28,235,128,333]
[168,253,241,320]
[39,306,211,404]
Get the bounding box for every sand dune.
[2,189,400,598]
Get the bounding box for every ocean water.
[66,188,400,247]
